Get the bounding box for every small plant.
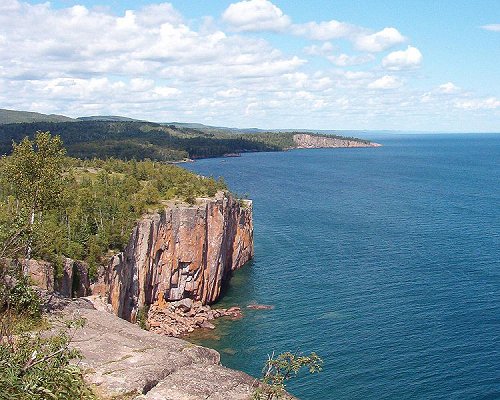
[0,317,97,400]
[253,351,323,400]
[136,305,150,330]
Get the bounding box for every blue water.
[183,134,500,400]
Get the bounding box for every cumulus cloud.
[304,42,336,56]
[1,1,497,130]
[355,27,405,52]
[382,46,422,70]
[438,82,460,94]
[0,0,21,12]
[222,0,291,32]
[327,53,375,66]
[481,24,500,32]
[292,20,359,40]
[455,97,500,110]
[368,75,402,90]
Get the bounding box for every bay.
[183,134,500,400]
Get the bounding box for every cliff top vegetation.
[0,119,371,162]
[0,132,227,279]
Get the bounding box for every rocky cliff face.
[99,192,253,322]
[293,133,381,148]
[28,258,90,298]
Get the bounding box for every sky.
[0,0,499,131]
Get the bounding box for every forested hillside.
[0,132,227,279]
[0,108,75,124]
[0,120,370,161]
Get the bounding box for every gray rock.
[171,298,194,312]
[56,298,259,400]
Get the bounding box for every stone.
[200,321,216,330]
[293,133,381,149]
[27,257,90,298]
[101,192,254,322]
[246,304,274,310]
[48,296,260,400]
[171,298,194,312]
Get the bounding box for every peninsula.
[0,108,380,162]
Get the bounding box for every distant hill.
[0,108,75,124]
[166,122,268,134]
[77,115,145,122]
[0,108,377,161]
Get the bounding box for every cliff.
[98,191,253,322]
[293,133,381,148]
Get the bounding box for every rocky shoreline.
[148,298,243,337]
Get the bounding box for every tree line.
[0,132,227,279]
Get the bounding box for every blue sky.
[1,0,499,131]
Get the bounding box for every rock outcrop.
[46,295,257,400]
[293,133,381,148]
[27,258,90,297]
[147,300,243,337]
[98,192,253,322]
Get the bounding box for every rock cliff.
[99,191,253,322]
[293,133,381,148]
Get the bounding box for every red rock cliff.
[100,192,253,321]
[293,133,381,148]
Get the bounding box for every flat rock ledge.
[49,296,257,400]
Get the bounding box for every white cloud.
[481,24,500,32]
[0,0,21,12]
[217,88,246,98]
[136,3,182,26]
[382,45,422,70]
[355,27,405,52]
[292,20,359,40]
[0,1,497,131]
[222,0,291,32]
[153,86,181,98]
[438,82,460,94]
[304,42,335,56]
[455,97,500,110]
[327,53,374,66]
[368,75,402,90]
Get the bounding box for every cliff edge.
[96,191,254,322]
[46,295,257,400]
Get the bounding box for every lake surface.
[183,134,500,400]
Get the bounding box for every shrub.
[0,319,97,400]
[253,351,323,400]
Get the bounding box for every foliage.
[136,305,150,331]
[3,131,66,215]
[1,131,67,263]
[0,133,227,274]
[253,351,323,400]
[0,178,96,399]
[0,318,97,400]
[7,275,41,320]
[0,121,371,162]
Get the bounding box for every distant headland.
[0,108,381,161]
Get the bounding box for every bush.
[253,351,323,400]
[7,275,41,320]
[0,319,97,400]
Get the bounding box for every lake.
[184,134,500,400]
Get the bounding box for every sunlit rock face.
[293,133,381,148]
[101,192,253,321]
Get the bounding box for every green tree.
[2,131,66,261]
[253,351,323,400]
